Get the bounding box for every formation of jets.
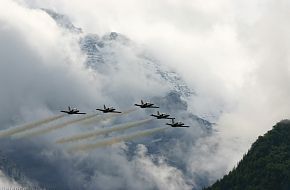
[61,99,190,128]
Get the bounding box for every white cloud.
[1,0,290,189]
[0,0,106,125]
[0,1,187,189]
[133,144,191,190]
[0,170,21,189]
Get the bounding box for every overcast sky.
[1,0,290,189]
[21,0,290,156]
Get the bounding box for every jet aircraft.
[61,106,86,115]
[166,118,189,128]
[151,111,175,119]
[134,100,159,108]
[96,105,122,113]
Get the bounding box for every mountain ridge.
[205,120,290,190]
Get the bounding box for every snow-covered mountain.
[0,9,214,190]
[80,32,194,98]
[43,9,82,34]
[44,9,194,99]
[43,9,212,126]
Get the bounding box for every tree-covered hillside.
[205,120,290,190]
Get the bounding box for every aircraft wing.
[111,111,122,113]
[60,111,69,113]
[178,125,190,128]
[96,109,105,112]
[74,112,86,114]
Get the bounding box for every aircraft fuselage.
[96,106,121,113]
[61,107,86,115]
[151,114,173,119]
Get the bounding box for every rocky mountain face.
[79,32,194,98]
[44,9,194,99]
[42,9,82,34]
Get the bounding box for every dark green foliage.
[205,120,290,190]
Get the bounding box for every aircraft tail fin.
[68,106,71,111]
[141,100,144,104]
[157,111,160,115]
[104,105,106,109]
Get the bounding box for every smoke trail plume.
[70,126,168,152]
[0,114,65,138]
[56,118,153,144]
[16,114,98,138]
[77,114,111,126]
[120,108,138,115]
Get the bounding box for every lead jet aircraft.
[134,100,159,108]
[151,111,175,119]
[96,105,122,113]
[166,118,189,128]
[61,106,86,115]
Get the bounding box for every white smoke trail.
[0,114,65,138]
[16,113,98,138]
[70,126,168,152]
[56,118,153,144]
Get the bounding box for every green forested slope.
[205,120,290,190]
